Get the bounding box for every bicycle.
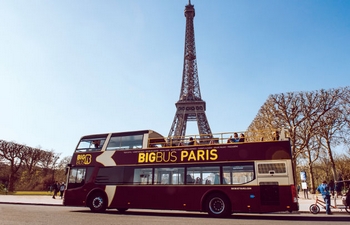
[309,195,350,214]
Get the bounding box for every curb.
[0,201,63,207]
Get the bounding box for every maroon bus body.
[71,141,293,166]
[64,140,299,215]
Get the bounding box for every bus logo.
[137,149,218,163]
[76,154,92,165]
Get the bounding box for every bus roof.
[80,129,164,140]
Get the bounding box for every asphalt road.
[0,204,349,225]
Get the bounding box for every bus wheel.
[116,208,128,213]
[88,193,107,213]
[206,193,231,218]
[309,204,320,214]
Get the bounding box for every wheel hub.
[209,197,224,214]
[92,197,103,209]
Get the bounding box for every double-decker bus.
[64,129,298,217]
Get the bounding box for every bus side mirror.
[65,164,72,175]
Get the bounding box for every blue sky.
[1,0,349,158]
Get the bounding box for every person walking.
[59,182,66,199]
[52,181,59,199]
[301,181,308,199]
[317,180,332,215]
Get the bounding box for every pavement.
[0,194,63,206]
[0,193,349,215]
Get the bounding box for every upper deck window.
[106,134,143,150]
[76,135,107,152]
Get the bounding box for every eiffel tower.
[168,0,212,142]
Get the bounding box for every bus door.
[153,168,185,209]
[258,181,280,206]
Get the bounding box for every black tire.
[88,192,107,213]
[206,193,231,218]
[116,208,128,213]
[309,204,320,214]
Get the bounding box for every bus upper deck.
[74,128,289,153]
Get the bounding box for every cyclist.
[317,180,332,215]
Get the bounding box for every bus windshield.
[75,135,108,152]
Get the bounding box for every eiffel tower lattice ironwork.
[168,0,212,141]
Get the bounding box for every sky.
[1,0,350,158]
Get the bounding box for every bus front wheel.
[88,192,107,213]
[206,193,231,218]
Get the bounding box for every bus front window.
[68,167,90,189]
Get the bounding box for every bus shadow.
[232,213,350,221]
[71,210,350,221]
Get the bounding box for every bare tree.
[57,156,72,170]
[55,156,72,183]
[334,153,350,180]
[338,87,350,154]
[317,106,346,182]
[248,92,306,170]
[34,149,60,189]
[21,146,47,189]
[247,87,350,188]
[296,89,340,191]
[300,135,322,192]
[0,140,26,192]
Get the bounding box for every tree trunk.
[326,141,338,182]
[308,165,316,194]
[7,173,17,192]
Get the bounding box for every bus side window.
[195,177,202,184]
[186,175,194,184]
[214,174,220,184]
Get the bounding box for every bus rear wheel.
[206,193,231,218]
[88,192,107,213]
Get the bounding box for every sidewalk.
[297,193,350,214]
[0,195,63,206]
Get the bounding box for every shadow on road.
[70,209,350,221]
